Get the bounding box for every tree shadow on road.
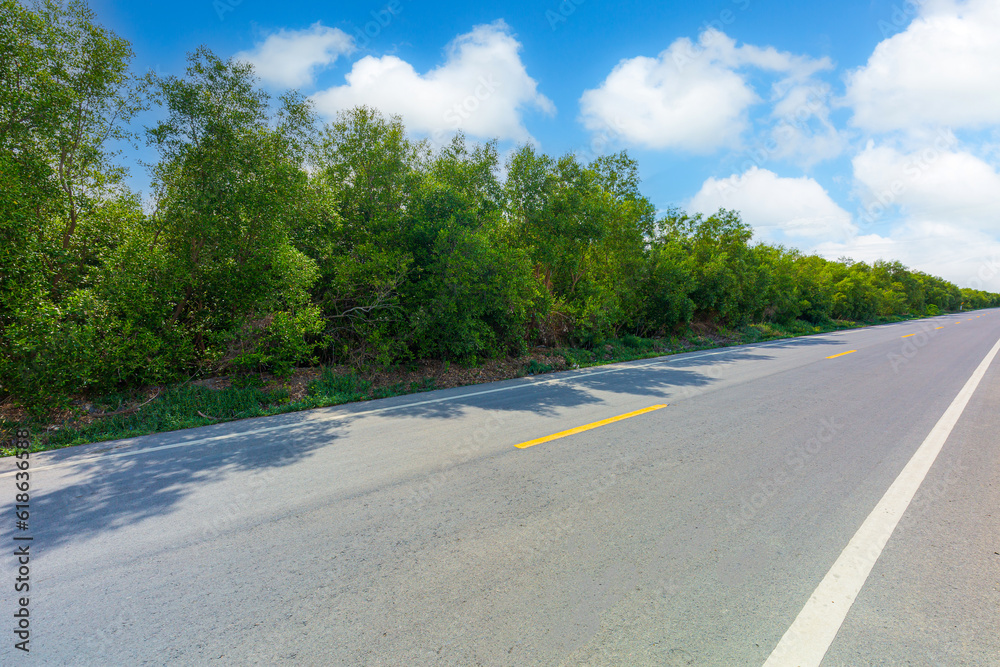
[22,416,341,550]
[12,341,816,549]
[383,347,775,422]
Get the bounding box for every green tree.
[1,0,145,406]
[661,209,760,325]
[403,135,537,362]
[144,47,322,376]
[306,106,417,366]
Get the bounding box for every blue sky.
[91,0,1000,290]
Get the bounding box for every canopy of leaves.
[2,2,998,410]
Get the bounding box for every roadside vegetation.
[3,1,999,453]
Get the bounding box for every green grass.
[0,384,290,455]
[0,370,438,457]
[522,359,555,376]
[554,315,915,370]
[0,312,936,456]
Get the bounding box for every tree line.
[3,0,998,409]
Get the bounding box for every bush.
[523,359,554,375]
[227,305,324,378]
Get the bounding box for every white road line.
[0,327,892,477]
[0,373,590,476]
[0,352,738,476]
[763,334,1000,667]
[1,337,828,476]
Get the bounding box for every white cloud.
[817,135,1000,290]
[311,21,554,143]
[767,83,845,167]
[852,139,1000,231]
[235,23,355,89]
[845,0,1000,132]
[579,29,832,153]
[688,166,856,240]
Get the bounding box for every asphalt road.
[2,310,999,666]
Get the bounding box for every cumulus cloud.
[688,166,856,240]
[852,139,1000,231]
[816,134,1000,289]
[845,0,1000,132]
[579,29,832,153]
[766,83,846,167]
[235,23,355,89]
[311,21,554,143]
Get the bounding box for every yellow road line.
[515,405,667,449]
[901,334,916,338]
[826,350,856,359]
[935,326,945,329]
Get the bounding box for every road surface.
[2,310,999,665]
